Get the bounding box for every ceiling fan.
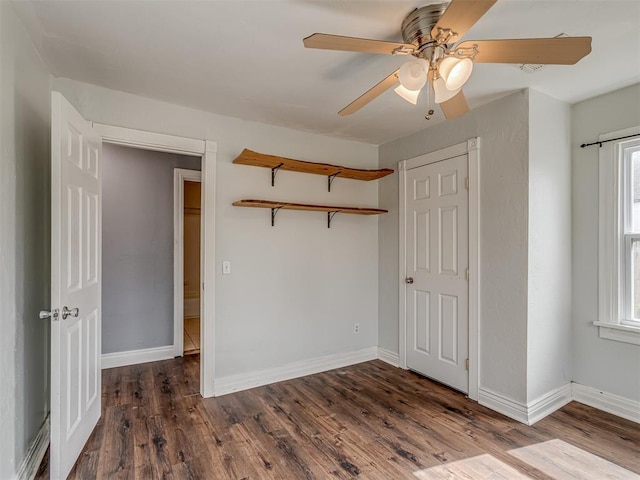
[303,0,592,120]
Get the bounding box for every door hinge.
[465,358,469,371]
[465,268,469,281]
[465,177,469,190]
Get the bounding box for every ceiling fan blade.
[439,90,470,119]
[339,70,399,116]
[304,33,416,55]
[457,37,592,64]
[431,0,497,41]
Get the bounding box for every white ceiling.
[13,0,640,145]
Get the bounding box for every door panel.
[439,206,458,275]
[405,154,468,393]
[51,92,102,479]
[414,290,430,353]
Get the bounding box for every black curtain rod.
[580,133,640,148]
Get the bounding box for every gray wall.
[0,2,51,477]
[56,76,381,380]
[527,90,573,402]
[102,144,200,354]
[572,83,640,401]
[379,90,530,403]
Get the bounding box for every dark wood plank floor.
[39,355,640,479]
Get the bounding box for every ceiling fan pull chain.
[424,78,435,121]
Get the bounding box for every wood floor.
[42,356,640,479]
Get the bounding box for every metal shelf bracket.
[271,163,284,186]
[327,211,339,228]
[327,172,341,192]
[271,206,282,226]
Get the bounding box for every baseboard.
[527,383,573,425]
[102,345,175,369]
[479,387,530,424]
[478,383,572,425]
[14,414,50,480]
[572,383,640,424]
[377,347,400,367]
[213,346,378,396]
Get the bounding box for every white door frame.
[174,168,202,358]
[94,123,217,398]
[399,138,480,400]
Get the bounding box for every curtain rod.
[580,133,640,148]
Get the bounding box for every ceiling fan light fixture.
[438,56,473,91]
[394,84,421,105]
[398,59,429,91]
[433,77,460,104]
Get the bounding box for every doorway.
[399,138,480,400]
[183,180,201,355]
[404,154,469,393]
[95,122,217,398]
[102,145,201,368]
[174,169,202,357]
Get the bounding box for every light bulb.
[394,84,420,105]
[438,56,473,91]
[433,77,460,104]
[398,59,428,91]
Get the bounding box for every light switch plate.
[222,261,231,275]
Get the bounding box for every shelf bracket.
[327,172,341,192]
[327,211,339,229]
[271,206,282,226]
[271,163,284,187]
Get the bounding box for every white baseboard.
[572,383,640,424]
[479,387,530,424]
[102,345,175,369]
[377,347,400,367]
[213,347,378,396]
[14,414,49,480]
[527,383,573,425]
[479,383,572,425]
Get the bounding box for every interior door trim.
[93,122,217,398]
[398,137,480,401]
[173,168,202,358]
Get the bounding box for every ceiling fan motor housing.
[401,3,450,56]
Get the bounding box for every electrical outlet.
[353,323,360,334]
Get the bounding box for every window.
[597,127,640,345]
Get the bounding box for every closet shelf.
[232,199,387,228]
[232,149,394,189]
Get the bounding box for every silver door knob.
[61,306,79,320]
[40,309,59,321]
[405,277,414,284]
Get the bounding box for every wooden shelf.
[233,199,387,227]
[232,149,394,189]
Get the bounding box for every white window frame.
[596,126,640,345]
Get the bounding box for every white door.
[405,154,469,393]
[50,92,102,479]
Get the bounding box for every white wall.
[102,144,201,354]
[527,90,573,402]
[379,90,530,404]
[52,77,380,380]
[572,83,640,401]
[0,2,51,478]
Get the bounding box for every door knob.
[61,306,80,320]
[40,309,59,321]
[405,277,414,284]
